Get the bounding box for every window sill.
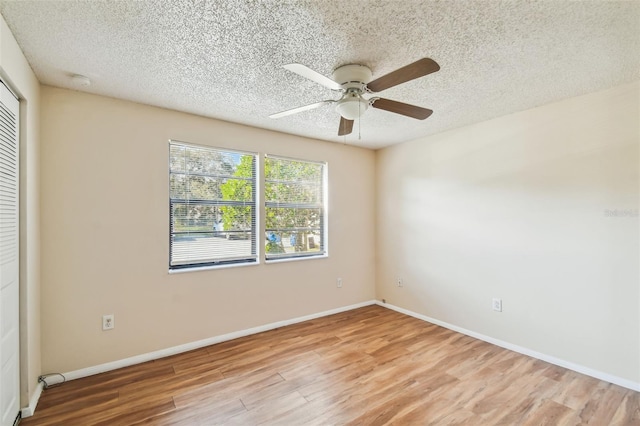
[265,254,328,264]
[168,261,259,274]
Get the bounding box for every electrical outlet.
[397,277,403,287]
[492,298,502,312]
[102,314,115,330]
[337,277,343,288]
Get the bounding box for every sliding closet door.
[0,80,20,426]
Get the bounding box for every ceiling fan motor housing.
[332,64,372,89]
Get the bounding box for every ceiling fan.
[269,58,440,136]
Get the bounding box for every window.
[265,155,326,260]
[169,142,257,269]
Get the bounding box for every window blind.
[169,142,257,269]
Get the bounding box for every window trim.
[168,140,259,270]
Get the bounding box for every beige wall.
[376,82,640,383]
[40,86,376,373]
[0,15,41,407]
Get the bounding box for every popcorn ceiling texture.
[1,0,638,149]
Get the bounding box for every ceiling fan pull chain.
[358,100,361,140]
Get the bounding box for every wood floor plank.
[36,362,175,409]
[172,370,283,409]
[92,398,177,426]
[21,305,637,425]
[133,397,246,425]
[520,399,575,426]
[610,390,640,425]
[20,391,120,426]
[238,374,314,411]
[388,394,466,425]
[226,391,309,425]
[580,382,629,425]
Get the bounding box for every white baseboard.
[61,300,377,382]
[20,380,44,418]
[376,300,640,392]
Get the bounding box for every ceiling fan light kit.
[336,90,369,120]
[270,57,440,137]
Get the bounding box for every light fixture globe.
[336,94,368,120]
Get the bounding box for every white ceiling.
[1,1,638,149]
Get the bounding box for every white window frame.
[264,154,328,262]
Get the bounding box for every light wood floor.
[21,305,639,425]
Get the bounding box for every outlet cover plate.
[102,314,115,330]
[492,298,502,312]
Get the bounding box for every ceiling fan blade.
[269,100,334,119]
[338,117,354,136]
[283,64,342,91]
[366,58,440,93]
[371,98,433,120]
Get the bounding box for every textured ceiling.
[1,1,639,149]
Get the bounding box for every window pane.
[265,181,322,204]
[186,146,234,175]
[169,144,186,172]
[265,207,321,229]
[170,142,256,269]
[172,202,254,233]
[265,230,323,258]
[171,232,254,265]
[265,156,326,260]
[265,157,323,182]
[171,202,220,233]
